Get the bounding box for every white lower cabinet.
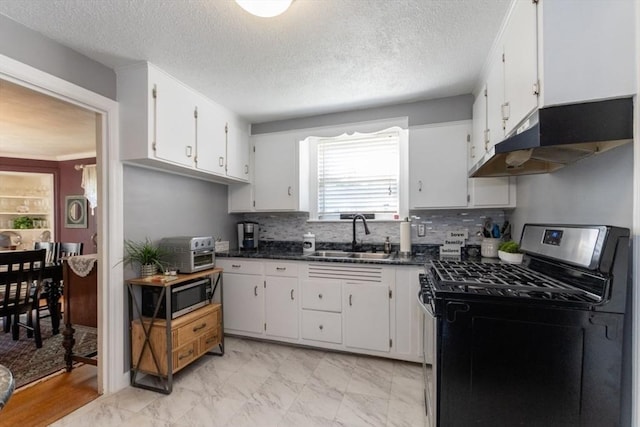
[301,310,342,344]
[344,281,390,353]
[219,258,422,362]
[223,272,264,334]
[217,259,264,334]
[264,262,299,340]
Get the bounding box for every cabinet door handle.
[231,264,241,268]
[501,102,510,121]
[179,349,194,360]
[192,323,207,332]
[287,186,292,196]
[349,294,353,306]
[244,164,249,174]
[276,267,286,271]
[319,324,323,330]
[186,145,193,158]
[219,156,225,167]
[290,289,294,300]
[318,293,323,299]
[418,180,423,192]
[254,285,258,296]
[470,145,475,159]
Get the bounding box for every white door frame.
[0,54,127,393]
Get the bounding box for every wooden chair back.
[58,242,83,259]
[0,249,46,347]
[34,242,60,264]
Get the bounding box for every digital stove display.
[543,229,563,246]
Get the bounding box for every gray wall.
[510,143,633,239]
[252,94,473,134]
[123,166,239,254]
[0,14,116,100]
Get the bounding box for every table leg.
[44,280,62,335]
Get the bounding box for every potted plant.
[498,240,524,264]
[122,238,166,277]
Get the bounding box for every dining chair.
[34,242,60,264]
[58,242,83,258]
[0,249,46,348]
[33,242,61,322]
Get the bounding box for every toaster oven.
[159,236,215,273]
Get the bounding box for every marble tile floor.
[51,337,429,427]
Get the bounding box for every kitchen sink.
[348,252,392,260]
[304,251,394,261]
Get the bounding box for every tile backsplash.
[242,209,509,247]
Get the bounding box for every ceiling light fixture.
[235,0,293,18]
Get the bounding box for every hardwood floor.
[0,364,99,427]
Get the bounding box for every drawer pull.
[192,323,207,332]
[276,267,286,271]
[319,324,323,330]
[318,293,323,299]
[349,294,353,306]
[231,264,241,268]
[290,289,294,300]
[179,349,194,360]
[254,285,258,296]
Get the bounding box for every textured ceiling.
[0,0,511,124]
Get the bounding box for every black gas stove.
[418,224,631,427]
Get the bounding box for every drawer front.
[302,280,341,312]
[301,310,342,344]
[173,341,198,372]
[217,259,264,275]
[200,328,221,352]
[264,261,298,277]
[176,309,217,347]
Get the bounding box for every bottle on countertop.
[384,237,392,254]
[303,232,316,254]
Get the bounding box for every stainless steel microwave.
[141,276,212,319]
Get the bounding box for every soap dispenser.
[384,236,392,254]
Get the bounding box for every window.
[315,130,400,220]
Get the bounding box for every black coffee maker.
[237,221,259,250]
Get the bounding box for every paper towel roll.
[400,220,411,254]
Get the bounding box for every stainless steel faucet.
[351,214,370,252]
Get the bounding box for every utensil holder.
[481,238,501,258]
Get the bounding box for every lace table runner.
[67,254,98,277]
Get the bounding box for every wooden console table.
[127,268,223,394]
[62,255,98,372]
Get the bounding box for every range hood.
[470,97,634,178]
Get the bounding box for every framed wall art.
[65,195,88,228]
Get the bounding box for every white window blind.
[317,131,399,219]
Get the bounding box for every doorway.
[0,53,126,397]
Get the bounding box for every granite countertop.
[215,241,482,266]
[0,364,14,410]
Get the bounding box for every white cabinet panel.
[265,276,299,339]
[253,134,302,211]
[195,99,227,175]
[394,267,423,360]
[470,87,487,170]
[344,282,390,353]
[468,177,514,207]
[149,66,196,168]
[301,310,342,344]
[226,118,250,181]
[217,259,264,276]
[222,273,264,334]
[486,57,505,152]
[301,279,342,312]
[503,0,538,136]
[409,122,470,209]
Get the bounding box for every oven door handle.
[446,302,469,323]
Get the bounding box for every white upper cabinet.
[117,62,250,183]
[409,121,470,209]
[502,0,538,136]
[226,116,251,181]
[195,98,227,175]
[229,132,309,212]
[470,86,488,170]
[476,0,635,146]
